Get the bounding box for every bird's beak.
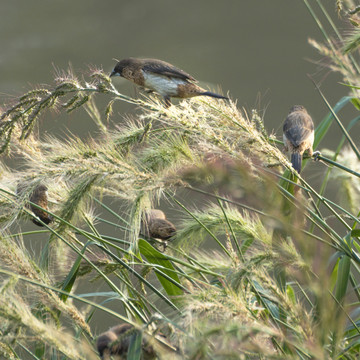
[109,70,118,78]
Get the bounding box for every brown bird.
[29,184,52,226]
[110,57,228,107]
[17,183,52,226]
[141,209,176,241]
[96,324,157,360]
[283,105,315,174]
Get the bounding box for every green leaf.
[351,229,360,238]
[286,284,296,304]
[351,98,360,111]
[314,96,351,149]
[139,239,183,296]
[127,331,142,360]
[340,82,360,90]
[61,241,93,302]
[329,252,343,292]
[335,255,351,304]
[330,257,339,293]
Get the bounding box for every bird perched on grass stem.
[17,183,53,226]
[96,324,158,360]
[110,57,228,107]
[141,209,176,241]
[283,105,315,174]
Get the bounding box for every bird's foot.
[312,151,321,161]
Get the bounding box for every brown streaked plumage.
[96,324,157,360]
[141,209,176,241]
[29,184,52,226]
[17,183,53,226]
[283,105,314,174]
[110,57,228,107]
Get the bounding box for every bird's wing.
[283,112,314,147]
[142,59,196,82]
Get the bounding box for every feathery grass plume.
[176,204,271,251]
[0,68,290,200]
[308,38,358,84]
[171,184,351,357]
[32,133,156,202]
[0,283,96,359]
[337,0,343,14]
[0,342,17,360]
[128,192,152,250]
[57,173,99,227]
[0,66,138,154]
[6,122,44,161]
[343,29,360,54]
[183,320,278,359]
[181,270,278,358]
[140,135,194,174]
[180,245,335,358]
[0,168,19,226]
[0,232,91,336]
[322,146,360,214]
[307,11,360,108]
[83,95,107,133]
[141,96,289,172]
[0,231,44,280]
[251,109,268,140]
[111,117,153,156]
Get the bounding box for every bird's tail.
[201,91,229,100]
[291,152,302,174]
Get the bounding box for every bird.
[109,57,228,107]
[283,105,315,174]
[29,184,53,226]
[140,209,176,241]
[96,324,157,360]
[17,183,53,226]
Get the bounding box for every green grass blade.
[17,343,39,359]
[91,195,130,226]
[60,241,92,301]
[314,96,351,149]
[311,82,360,159]
[139,239,183,297]
[217,198,244,261]
[98,244,181,312]
[0,267,136,324]
[335,235,352,304]
[127,331,142,360]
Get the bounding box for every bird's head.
[289,105,307,113]
[110,58,136,78]
[31,184,48,199]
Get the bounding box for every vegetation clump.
[1,1,360,359]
